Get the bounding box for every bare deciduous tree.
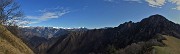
[0,0,27,37]
[0,0,25,26]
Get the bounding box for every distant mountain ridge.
[18,26,88,39]
[17,26,88,53]
[19,26,88,30]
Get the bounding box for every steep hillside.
[0,25,34,54]
[153,35,180,54]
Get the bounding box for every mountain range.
[43,14,180,54]
[1,14,180,54]
[22,14,180,54]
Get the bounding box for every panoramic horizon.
[1,0,180,54]
[17,0,180,28]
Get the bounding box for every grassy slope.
[0,25,34,54]
[153,35,180,54]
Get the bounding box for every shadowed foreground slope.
[0,25,34,54]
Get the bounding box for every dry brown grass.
[153,35,180,54]
[0,25,34,54]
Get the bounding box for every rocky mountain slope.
[17,26,88,53]
[12,14,180,54]
[44,14,180,54]
[0,25,34,54]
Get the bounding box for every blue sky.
[16,0,180,28]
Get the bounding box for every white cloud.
[105,0,142,3]
[172,6,180,10]
[26,7,70,24]
[104,0,121,3]
[41,12,59,19]
[168,0,180,5]
[144,0,180,10]
[145,0,166,7]
[26,16,39,19]
[28,21,39,24]
[124,0,142,3]
[18,21,30,25]
[104,0,180,10]
[104,0,114,2]
[168,0,180,10]
[6,19,30,26]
